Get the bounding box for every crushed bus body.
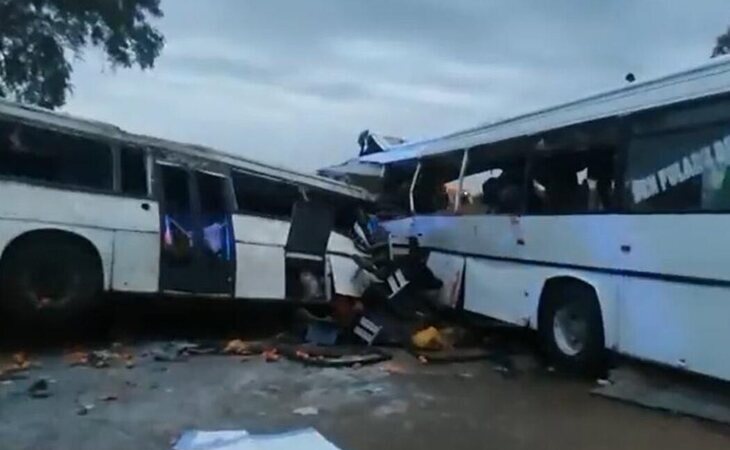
[320,57,730,383]
[0,97,375,315]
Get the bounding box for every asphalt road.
[0,299,727,450]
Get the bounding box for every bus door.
[193,170,235,294]
[157,162,235,295]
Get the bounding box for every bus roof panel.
[367,57,730,163]
[0,98,373,201]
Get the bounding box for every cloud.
[62,0,730,170]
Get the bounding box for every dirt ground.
[0,299,728,450]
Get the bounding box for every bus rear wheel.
[0,236,102,318]
[539,281,606,375]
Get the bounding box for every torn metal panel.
[357,130,407,156]
[329,254,368,298]
[235,243,286,300]
[426,252,465,309]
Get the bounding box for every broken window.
[232,170,302,219]
[378,164,417,218]
[524,123,619,214]
[528,149,616,214]
[412,153,463,215]
[120,145,148,196]
[161,165,191,214]
[0,120,113,191]
[459,145,527,215]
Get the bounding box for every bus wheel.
[0,235,102,318]
[539,281,605,375]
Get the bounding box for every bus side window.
[626,124,730,212]
[232,170,301,219]
[120,146,147,196]
[528,147,616,214]
[0,120,112,191]
[376,165,416,219]
[459,151,526,215]
[413,153,462,215]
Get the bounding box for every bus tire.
[538,280,605,375]
[0,234,103,318]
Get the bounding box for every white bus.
[326,58,730,381]
[0,99,372,319]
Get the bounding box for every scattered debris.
[379,361,410,375]
[293,406,320,416]
[373,399,409,418]
[412,327,441,350]
[76,403,94,416]
[28,378,51,398]
[223,339,252,356]
[0,352,36,380]
[88,350,114,368]
[12,352,30,369]
[410,347,491,365]
[65,351,90,367]
[283,345,390,368]
[486,350,516,377]
[353,316,382,346]
[305,322,339,346]
[152,342,197,362]
[355,384,384,395]
[262,349,280,363]
[65,347,136,369]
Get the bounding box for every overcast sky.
[62,0,730,171]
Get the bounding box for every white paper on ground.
[174,430,250,450]
[173,428,342,450]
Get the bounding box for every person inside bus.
[535,158,587,213]
[413,172,449,213]
[480,169,526,214]
[481,177,500,213]
[587,151,615,210]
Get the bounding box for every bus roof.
[0,97,374,201]
[357,57,730,164]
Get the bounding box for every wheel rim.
[552,304,588,356]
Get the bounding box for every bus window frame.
[230,168,304,221]
[0,118,136,198]
[614,96,730,215]
[408,150,465,217]
[515,120,629,217]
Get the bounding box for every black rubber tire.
[538,281,606,375]
[0,236,102,318]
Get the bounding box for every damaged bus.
[324,58,730,382]
[0,99,373,318]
